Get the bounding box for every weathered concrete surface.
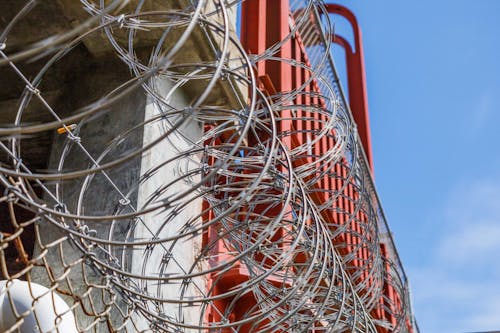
[0,1,244,172]
[131,78,205,331]
[31,57,147,331]
[0,1,244,331]
[28,59,207,331]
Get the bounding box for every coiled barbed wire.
[0,0,414,332]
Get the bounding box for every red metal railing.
[203,1,416,332]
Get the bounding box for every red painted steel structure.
[326,4,374,173]
[204,1,410,332]
[204,2,297,331]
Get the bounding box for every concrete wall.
[131,78,205,331]
[31,60,146,331]
[6,2,243,331]
[31,61,205,331]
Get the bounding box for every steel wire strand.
[0,0,412,332]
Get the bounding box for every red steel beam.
[241,0,267,75]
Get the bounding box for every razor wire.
[0,0,414,332]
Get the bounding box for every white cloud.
[471,90,496,132]
[410,176,500,333]
[437,222,500,265]
[444,179,500,223]
[467,297,500,330]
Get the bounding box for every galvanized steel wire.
[0,0,414,332]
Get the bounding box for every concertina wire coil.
[0,0,412,332]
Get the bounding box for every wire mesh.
[0,0,415,332]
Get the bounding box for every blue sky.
[330,1,500,332]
